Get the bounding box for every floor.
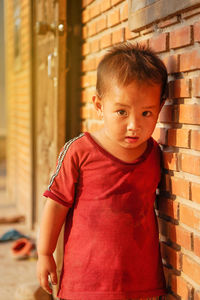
[0,160,51,300]
[0,222,38,300]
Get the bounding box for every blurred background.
[1,0,200,299]
[0,0,6,206]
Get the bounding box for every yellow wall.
[4,0,33,225]
[0,0,6,162]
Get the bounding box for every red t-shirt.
[44,132,167,300]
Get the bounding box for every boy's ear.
[92,95,103,118]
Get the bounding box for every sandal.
[11,238,37,260]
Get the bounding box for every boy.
[37,42,168,300]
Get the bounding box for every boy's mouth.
[125,136,139,143]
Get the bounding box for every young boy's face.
[93,80,162,158]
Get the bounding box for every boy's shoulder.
[60,132,93,158]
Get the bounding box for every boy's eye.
[142,111,152,117]
[117,110,127,116]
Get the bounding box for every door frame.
[31,0,82,228]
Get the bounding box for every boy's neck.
[90,129,148,163]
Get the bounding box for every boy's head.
[92,43,168,160]
[96,42,168,103]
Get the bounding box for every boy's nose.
[127,117,140,131]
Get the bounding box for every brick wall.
[81,0,200,297]
[4,1,33,225]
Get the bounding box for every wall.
[81,0,200,298]
[0,0,6,163]
[4,0,33,225]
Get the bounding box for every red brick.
[169,79,190,98]
[120,2,128,21]
[180,203,200,230]
[107,9,120,27]
[167,128,190,148]
[125,27,132,40]
[87,0,94,5]
[82,25,88,39]
[81,121,88,132]
[88,21,96,37]
[96,16,107,33]
[163,152,178,171]
[82,60,88,72]
[90,3,100,19]
[182,254,200,284]
[170,26,191,49]
[125,27,139,40]
[82,8,90,23]
[181,153,200,176]
[82,0,87,8]
[82,42,90,56]
[100,0,111,12]
[100,33,112,49]
[182,6,200,19]
[112,28,124,44]
[149,33,168,53]
[191,130,200,151]
[191,182,200,204]
[81,104,96,119]
[152,127,167,145]
[169,224,192,250]
[82,57,96,72]
[194,21,200,43]
[160,242,181,270]
[81,88,95,103]
[90,39,99,53]
[194,235,200,257]
[141,26,154,36]
[177,104,200,125]
[171,275,193,300]
[170,176,190,199]
[180,50,200,72]
[159,105,173,123]
[81,73,96,88]
[158,16,178,28]
[95,55,103,68]
[111,0,123,5]
[193,77,200,97]
[163,55,179,74]
[157,218,169,237]
[158,198,179,219]
[160,174,171,192]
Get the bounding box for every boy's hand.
[37,254,57,294]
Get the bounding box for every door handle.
[36,21,66,35]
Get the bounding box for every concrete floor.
[0,159,50,300]
[0,221,38,300]
[0,159,53,299]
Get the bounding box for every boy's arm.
[37,198,69,294]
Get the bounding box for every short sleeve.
[43,139,80,207]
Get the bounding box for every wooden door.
[33,0,67,225]
[33,1,82,295]
[33,1,67,295]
